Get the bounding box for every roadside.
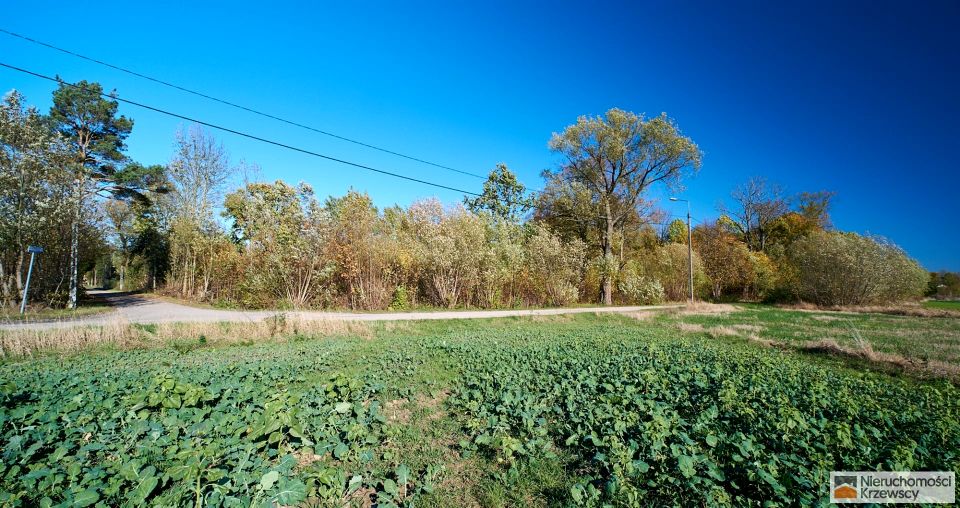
[0,299,112,323]
[0,289,682,331]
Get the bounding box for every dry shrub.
[0,315,370,360]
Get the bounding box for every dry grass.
[626,310,659,321]
[810,315,843,322]
[676,322,706,333]
[779,302,960,318]
[675,302,739,316]
[383,398,412,424]
[707,325,742,338]
[772,336,960,382]
[676,322,756,339]
[0,315,370,359]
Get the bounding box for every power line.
[0,61,482,197]
[0,28,487,180]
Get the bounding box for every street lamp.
[20,245,43,315]
[669,198,694,303]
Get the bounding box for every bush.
[641,244,707,301]
[389,285,410,310]
[525,224,585,306]
[617,262,665,304]
[788,231,928,306]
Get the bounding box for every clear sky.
[2,1,958,270]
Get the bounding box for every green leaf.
[130,475,158,504]
[274,478,307,505]
[334,402,352,414]
[634,460,650,474]
[71,489,99,507]
[382,478,399,497]
[395,464,410,486]
[259,470,279,491]
[347,474,363,493]
[678,455,696,478]
[706,435,719,447]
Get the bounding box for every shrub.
[389,285,410,311]
[788,231,928,306]
[525,224,586,306]
[617,261,665,304]
[641,244,707,301]
[693,226,754,300]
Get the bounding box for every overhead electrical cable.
[0,28,486,179]
[0,61,482,196]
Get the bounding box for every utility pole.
[20,245,43,315]
[670,198,694,302]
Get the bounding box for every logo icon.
[833,474,859,500]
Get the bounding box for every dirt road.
[0,290,680,331]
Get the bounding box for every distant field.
[0,310,957,506]
[924,300,960,311]
[668,304,960,369]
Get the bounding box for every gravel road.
[0,290,680,330]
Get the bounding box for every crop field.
[1,310,958,506]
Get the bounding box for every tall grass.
[0,315,370,360]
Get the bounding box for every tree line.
[0,84,935,311]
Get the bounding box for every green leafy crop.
[444,323,960,506]
[0,340,428,507]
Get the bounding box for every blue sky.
[2,1,958,270]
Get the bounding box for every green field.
[671,305,960,368]
[1,310,958,506]
[924,300,960,311]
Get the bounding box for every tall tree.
[49,80,161,308]
[464,163,531,223]
[162,126,233,297]
[166,125,231,226]
[720,177,789,252]
[543,108,701,304]
[0,91,71,305]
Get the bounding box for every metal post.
[686,203,694,303]
[20,252,36,315]
[20,246,43,315]
[670,198,694,303]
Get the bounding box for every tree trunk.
[602,200,614,306]
[67,177,82,309]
